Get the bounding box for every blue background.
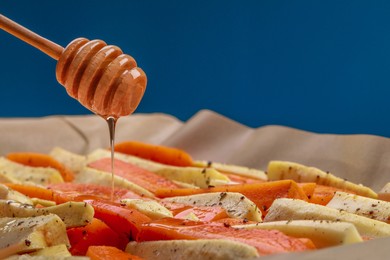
[1,1,390,137]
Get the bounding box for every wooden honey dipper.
[0,14,147,118]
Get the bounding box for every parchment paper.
[1,109,389,259]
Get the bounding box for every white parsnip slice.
[378,182,390,202]
[193,160,268,181]
[178,211,200,221]
[264,198,390,239]
[0,173,19,183]
[0,183,33,205]
[87,149,230,188]
[50,147,86,174]
[75,167,154,198]
[162,192,262,222]
[126,239,259,260]
[234,220,362,248]
[29,244,71,257]
[327,191,390,223]
[0,157,64,185]
[267,161,377,198]
[0,200,94,228]
[120,199,173,220]
[30,198,56,207]
[0,215,69,259]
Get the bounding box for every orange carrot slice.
[84,199,152,241]
[161,201,228,222]
[297,183,317,200]
[5,183,150,242]
[213,218,257,226]
[67,218,128,255]
[137,218,315,255]
[223,173,264,184]
[5,183,56,201]
[114,141,193,167]
[5,183,75,204]
[156,180,308,215]
[7,152,75,182]
[88,158,179,193]
[49,183,142,202]
[309,184,356,205]
[174,206,229,222]
[87,246,144,260]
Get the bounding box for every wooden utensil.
[0,14,147,118]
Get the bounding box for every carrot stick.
[222,173,264,184]
[87,246,144,260]
[161,201,229,222]
[7,152,75,182]
[174,206,229,222]
[4,183,81,204]
[213,217,257,226]
[49,183,142,202]
[137,218,315,255]
[7,189,151,239]
[114,141,193,167]
[309,185,356,205]
[88,158,179,193]
[5,183,56,201]
[297,183,317,200]
[85,199,152,241]
[67,218,128,255]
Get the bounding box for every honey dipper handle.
[0,14,64,60]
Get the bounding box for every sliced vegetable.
[5,183,56,202]
[87,149,230,188]
[76,167,154,198]
[174,206,229,222]
[264,198,390,239]
[50,183,142,202]
[309,184,355,205]
[162,192,262,222]
[0,200,94,228]
[88,158,180,193]
[114,141,193,167]
[137,218,315,255]
[267,161,377,198]
[85,199,152,241]
[235,220,363,248]
[327,191,390,223]
[0,173,19,183]
[0,157,64,185]
[214,218,257,226]
[7,152,75,182]
[120,199,173,220]
[50,147,86,174]
[87,245,144,260]
[222,173,262,184]
[67,218,128,255]
[193,160,267,181]
[30,198,56,207]
[378,182,390,202]
[156,180,308,215]
[126,239,258,260]
[0,183,33,205]
[297,182,316,200]
[0,214,69,259]
[29,244,71,257]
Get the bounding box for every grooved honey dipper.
[0,14,147,118]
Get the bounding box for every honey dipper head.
[56,38,147,118]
